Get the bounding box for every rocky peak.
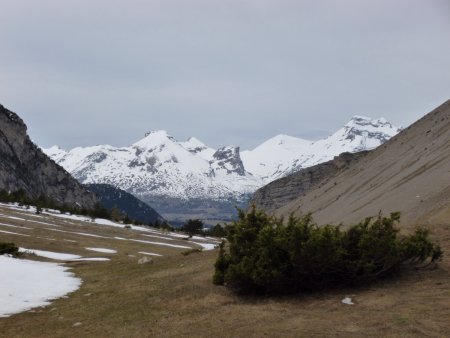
[342,115,400,144]
[212,146,246,176]
[0,104,98,209]
[0,104,25,126]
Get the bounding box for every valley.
[1,98,449,338]
[2,2,449,336]
[1,202,449,337]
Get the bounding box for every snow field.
[0,256,81,318]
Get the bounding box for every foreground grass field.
[0,203,449,337]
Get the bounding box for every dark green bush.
[213,207,442,294]
[181,219,204,236]
[0,242,19,256]
[206,224,228,238]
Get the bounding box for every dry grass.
[1,204,449,337]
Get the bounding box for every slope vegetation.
[85,183,165,224]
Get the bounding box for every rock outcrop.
[250,151,368,213]
[211,146,246,176]
[0,104,97,208]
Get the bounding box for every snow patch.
[129,238,192,249]
[138,252,163,257]
[19,248,82,260]
[0,222,33,230]
[85,247,117,254]
[70,258,110,262]
[0,229,30,237]
[0,256,81,317]
[190,242,216,251]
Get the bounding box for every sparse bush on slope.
[213,207,442,294]
[181,219,204,237]
[0,242,19,256]
[0,189,112,221]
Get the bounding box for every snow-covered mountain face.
[241,116,401,182]
[45,131,261,202]
[44,116,400,223]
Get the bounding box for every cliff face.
[250,151,368,213]
[0,104,97,209]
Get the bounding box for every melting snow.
[0,229,30,237]
[0,256,81,317]
[85,247,117,254]
[0,213,26,221]
[141,234,175,241]
[138,252,163,257]
[190,242,216,251]
[70,258,110,261]
[129,238,192,249]
[0,222,33,230]
[46,228,109,239]
[19,248,82,260]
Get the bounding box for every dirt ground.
[0,204,449,337]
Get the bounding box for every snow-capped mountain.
[45,130,261,202]
[241,116,401,182]
[44,115,400,224]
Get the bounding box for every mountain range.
[254,99,450,227]
[44,116,400,224]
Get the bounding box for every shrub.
[0,242,19,256]
[213,207,442,294]
[205,224,227,238]
[181,219,204,237]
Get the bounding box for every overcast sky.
[0,0,449,150]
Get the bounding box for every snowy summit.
[43,115,400,217]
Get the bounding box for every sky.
[0,0,449,151]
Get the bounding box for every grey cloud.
[0,0,449,150]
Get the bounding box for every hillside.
[1,201,449,337]
[250,151,368,213]
[85,183,165,224]
[44,116,399,223]
[0,104,97,209]
[272,99,450,226]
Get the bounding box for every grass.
[181,248,203,256]
[0,204,449,337]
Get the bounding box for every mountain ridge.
[43,115,400,222]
